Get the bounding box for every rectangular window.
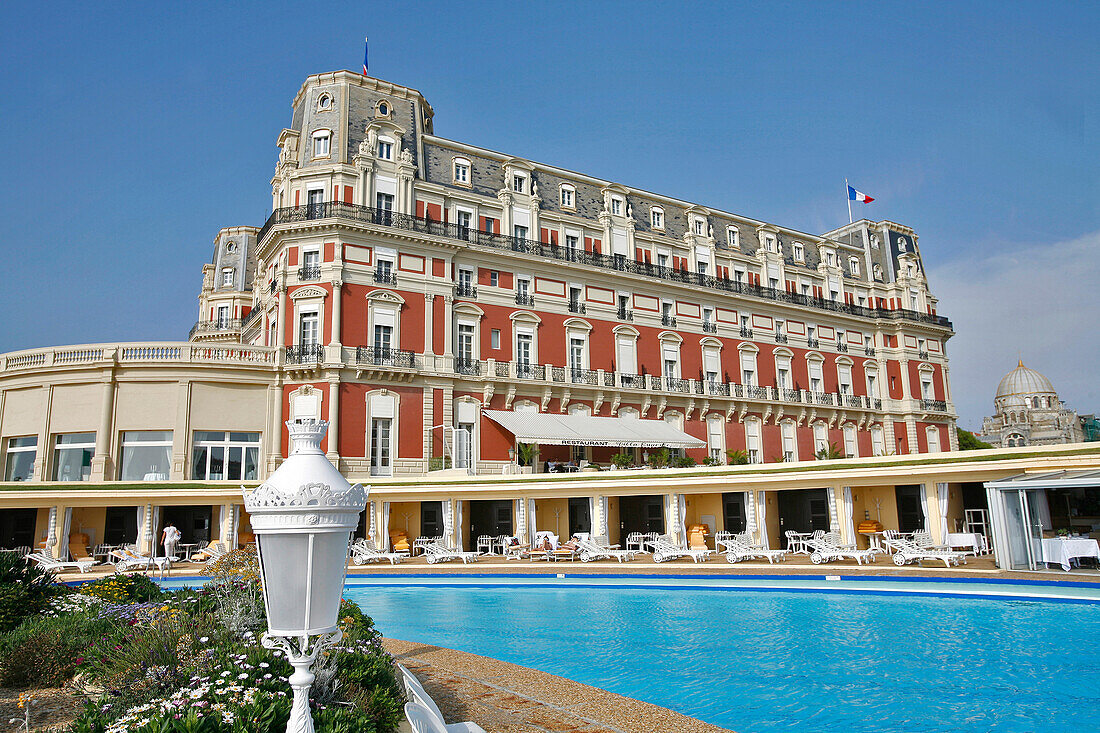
[734,268,745,284]
[458,268,473,288]
[844,426,858,458]
[616,336,637,374]
[490,328,500,350]
[867,371,878,398]
[373,322,392,353]
[561,187,574,208]
[375,192,394,224]
[4,436,37,481]
[727,228,739,248]
[221,268,234,286]
[927,428,942,453]
[611,198,623,216]
[457,323,475,361]
[707,419,723,461]
[813,423,828,455]
[871,426,885,456]
[119,431,172,481]
[516,277,530,296]
[781,422,797,462]
[377,140,393,160]
[514,225,528,241]
[302,250,320,269]
[453,161,469,183]
[456,210,472,238]
[849,257,861,277]
[216,305,230,328]
[565,234,578,253]
[298,310,319,346]
[776,361,791,390]
[53,432,94,482]
[569,337,585,374]
[838,364,853,395]
[657,253,669,269]
[516,333,533,367]
[370,418,392,475]
[921,377,934,400]
[809,360,824,393]
[652,209,663,228]
[793,243,804,261]
[191,431,260,481]
[746,421,762,463]
[313,133,330,157]
[513,175,526,193]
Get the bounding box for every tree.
[815,442,845,460]
[957,429,993,451]
[726,449,749,465]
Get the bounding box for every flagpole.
[845,178,853,224]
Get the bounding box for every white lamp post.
[243,419,367,733]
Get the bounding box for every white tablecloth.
[946,532,984,554]
[1041,537,1100,571]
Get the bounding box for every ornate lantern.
[243,419,366,733]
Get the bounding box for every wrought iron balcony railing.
[297,265,321,281]
[619,373,645,389]
[918,351,930,360]
[665,376,689,393]
[865,346,877,356]
[661,314,677,327]
[453,356,482,376]
[515,292,535,306]
[740,328,754,338]
[285,344,323,364]
[268,280,277,293]
[836,342,849,352]
[355,346,416,368]
[806,337,819,348]
[568,300,586,314]
[706,381,731,396]
[780,388,801,402]
[921,399,947,412]
[775,333,788,344]
[454,283,477,298]
[702,321,718,334]
[617,307,634,321]
[515,362,545,380]
[570,368,598,385]
[257,202,953,330]
[374,269,398,286]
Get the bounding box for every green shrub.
[610,452,633,469]
[672,455,696,468]
[79,573,163,603]
[0,613,112,687]
[726,449,750,465]
[0,552,62,632]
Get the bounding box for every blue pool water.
[345,581,1100,732]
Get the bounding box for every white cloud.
[928,230,1100,430]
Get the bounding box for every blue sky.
[1,1,1097,428]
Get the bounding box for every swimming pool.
[345,578,1100,732]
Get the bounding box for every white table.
[1040,537,1100,571]
[946,532,985,555]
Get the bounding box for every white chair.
[26,552,96,574]
[719,533,788,564]
[422,541,480,565]
[400,666,486,733]
[475,535,493,555]
[350,538,405,566]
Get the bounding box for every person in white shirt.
[161,521,182,560]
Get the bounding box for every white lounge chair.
[192,541,228,563]
[26,552,96,574]
[649,536,712,563]
[718,533,788,564]
[349,538,405,565]
[577,537,639,563]
[400,666,486,733]
[109,548,171,575]
[806,533,879,565]
[422,541,480,565]
[882,533,967,567]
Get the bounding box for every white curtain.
[456,501,464,551]
[744,491,757,542]
[677,494,687,548]
[919,484,931,532]
[665,494,678,543]
[135,505,145,547]
[218,505,227,545]
[756,492,769,549]
[826,488,840,535]
[59,508,73,560]
[442,500,453,549]
[147,505,160,554]
[516,499,526,543]
[842,487,856,547]
[382,501,391,548]
[937,483,950,542]
[527,499,537,545]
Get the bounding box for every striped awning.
[483,410,705,448]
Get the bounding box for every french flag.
[848,185,874,204]
[362,36,369,75]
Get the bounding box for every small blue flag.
[362,36,369,75]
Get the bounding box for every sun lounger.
[577,537,639,563]
[400,664,485,732]
[349,538,406,565]
[882,534,967,567]
[718,534,788,564]
[109,548,172,575]
[192,541,227,563]
[805,533,879,565]
[649,536,712,563]
[68,539,102,567]
[422,541,480,565]
[26,551,96,574]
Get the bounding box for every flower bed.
[0,549,404,732]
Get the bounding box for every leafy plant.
[610,452,633,469]
[646,448,670,468]
[672,455,696,468]
[516,442,536,467]
[815,442,845,460]
[958,429,993,450]
[701,456,721,466]
[0,612,113,687]
[726,449,749,465]
[0,552,60,632]
[80,573,163,603]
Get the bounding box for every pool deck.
[386,637,732,733]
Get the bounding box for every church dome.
[995,360,1056,400]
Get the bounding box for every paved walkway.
[386,638,731,733]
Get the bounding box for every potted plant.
[726,449,749,465]
[610,452,633,470]
[517,443,536,474]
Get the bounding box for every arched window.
[317,93,333,111]
[806,353,825,394]
[843,424,858,458]
[365,290,405,363]
[774,348,793,392]
[738,344,759,387]
[613,325,639,379]
[871,424,886,456]
[311,129,332,158]
[560,183,576,209]
[701,337,723,386]
[510,311,541,377]
[659,332,683,381]
[780,420,797,462]
[812,422,828,456]
[836,357,854,396]
[745,417,762,463]
[651,206,665,230]
[926,426,942,453]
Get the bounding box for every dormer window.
[311,130,331,158]
[377,138,393,160]
[221,268,234,286]
[317,93,333,111]
[376,100,390,118]
[765,235,777,253]
[873,264,884,281]
[513,174,526,193]
[611,197,623,216]
[651,207,664,229]
[727,227,739,248]
[793,242,804,261]
[560,183,575,209]
[694,219,705,236]
[825,250,837,267]
[849,256,861,277]
[453,157,470,185]
[907,263,917,277]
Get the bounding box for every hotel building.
[3,70,1031,562]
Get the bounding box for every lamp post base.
[262,630,343,733]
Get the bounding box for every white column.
[442,296,454,358]
[424,293,436,356]
[171,380,192,480]
[92,379,116,481]
[326,379,340,463]
[329,281,343,346]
